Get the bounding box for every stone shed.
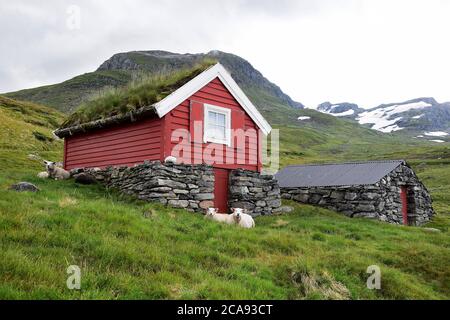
[275,160,434,225]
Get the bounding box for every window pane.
[208,111,216,124]
[210,125,225,140]
[217,113,226,126]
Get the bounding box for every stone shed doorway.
[400,186,408,225]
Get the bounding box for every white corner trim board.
[152,63,272,135]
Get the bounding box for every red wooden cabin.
[56,63,272,212]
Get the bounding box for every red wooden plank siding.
[167,77,261,171]
[65,117,162,170]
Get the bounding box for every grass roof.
[60,59,217,129]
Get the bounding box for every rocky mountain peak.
[97,50,304,109]
[317,101,363,117]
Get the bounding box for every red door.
[214,168,229,213]
[400,186,408,225]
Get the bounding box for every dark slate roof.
[275,160,405,188]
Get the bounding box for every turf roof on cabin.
[59,60,217,130]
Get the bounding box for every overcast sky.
[1,0,450,108]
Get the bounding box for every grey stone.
[230,201,255,210]
[156,179,186,189]
[168,200,189,208]
[256,200,266,207]
[267,199,281,208]
[173,189,189,194]
[344,192,358,201]
[149,187,172,192]
[195,193,214,201]
[364,192,379,200]
[293,194,309,203]
[230,186,249,194]
[356,204,376,212]
[330,191,344,200]
[9,182,39,192]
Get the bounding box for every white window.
[204,104,231,146]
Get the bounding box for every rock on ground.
[9,182,40,192]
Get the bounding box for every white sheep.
[204,207,235,225]
[232,208,255,229]
[44,160,70,180]
[37,171,49,179]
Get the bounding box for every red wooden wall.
[64,117,162,170]
[165,77,261,171]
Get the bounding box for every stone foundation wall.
[280,164,434,225]
[76,161,215,212]
[229,169,282,217]
[73,162,282,216]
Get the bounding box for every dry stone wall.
[229,169,282,217]
[74,161,215,212]
[72,162,282,215]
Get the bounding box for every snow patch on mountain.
[355,101,433,133]
[430,139,445,143]
[424,131,448,137]
[297,116,311,120]
[329,109,355,117]
[384,101,432,115]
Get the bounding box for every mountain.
[4,50,304,116]
[315,97,450,142]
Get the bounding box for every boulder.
[9,182,39,192]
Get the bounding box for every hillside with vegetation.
[0,95,449,299]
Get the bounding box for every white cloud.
[1,0,450,109]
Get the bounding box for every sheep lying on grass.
[44,160,70,180]
[231,208,255,229]
[205,207,236,224]
[205,207,255,228]
[37,171,49,179]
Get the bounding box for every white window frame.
[203,104,231,146]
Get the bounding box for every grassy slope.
[4,70,132,113]
[0,96,449,299]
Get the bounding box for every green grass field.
[0,96,449,299]
[0,152,449,299]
